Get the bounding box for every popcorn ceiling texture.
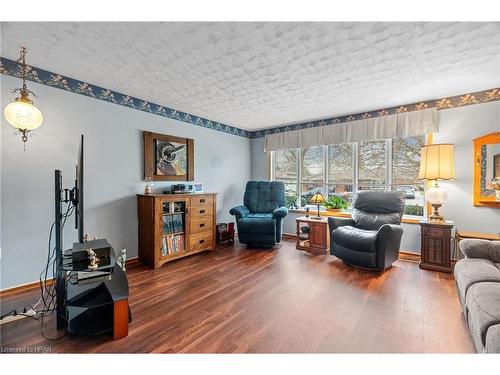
[1,22,500,131]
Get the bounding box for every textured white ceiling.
[1,22,499,131]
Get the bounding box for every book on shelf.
[163,214,174,234]
[162,237,168,256]
[162,234,184,256]
[172,213,184,233]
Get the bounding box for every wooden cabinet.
[419,220,454,273]
[137,193,217,268]
[295,216,329,253]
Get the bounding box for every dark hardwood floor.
[0,239,475,353]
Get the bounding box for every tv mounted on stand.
[53,135,130,338]
[54,134,84,329]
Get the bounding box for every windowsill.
[288,208,423,224]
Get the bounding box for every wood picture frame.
[144,131,194,181]
[473,131,500,207]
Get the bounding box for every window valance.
[264,108,438,152]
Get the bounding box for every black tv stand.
[59,239,130,340]
[54,168,129,339]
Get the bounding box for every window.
[392,135,425,216]
[300,146,324,204]
[273,149,299,208]
[327,143,353,198]
[358,140,386,191]
[271,135,427,217]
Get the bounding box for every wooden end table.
[296,216,329,253]
[419,219,454,273]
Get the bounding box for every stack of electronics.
[63,239,116,284]
[169,184,193,194]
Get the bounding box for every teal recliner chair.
[230,181,288,247]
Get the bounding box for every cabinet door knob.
[199,239,205,244]
[200,199,205,203]
[200,223,205,227]
[200,209,205,214]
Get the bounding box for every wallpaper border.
[0,57,251,138]
[1,56,499,140]
[250,87,500,138]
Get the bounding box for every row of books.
[163,213,184,234]
[162,235,184,256]
[162,201,184,214]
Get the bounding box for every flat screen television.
[75,134,84,243]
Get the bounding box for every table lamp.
[418,144,455,222]
[309,192,326,219]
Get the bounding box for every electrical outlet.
[0,308,36,325]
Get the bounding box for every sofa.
[454,239,500,353]
[328,190,405,271]
[229,181,288,247]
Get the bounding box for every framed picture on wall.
[143,131,194,181]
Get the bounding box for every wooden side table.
[296,216,329,253]
[419,219,454,273]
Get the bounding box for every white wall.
[0,74,251,289]
[250,101,500,252]
[436,101,500,234]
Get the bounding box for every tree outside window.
[392,136,425,216]
[328,143,353,203]
[273,149,298,208]
[300,146,325,205]
[358,140,386,191]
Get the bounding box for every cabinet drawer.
[421,226,447,237]
[189,205,213,219]
[189,232,213,252]
[190,195,213,207]
[190,218,214,235]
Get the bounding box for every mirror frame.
[473,131,500,207]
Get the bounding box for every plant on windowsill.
[324,195,349,212]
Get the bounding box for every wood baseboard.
[0,257,140,297]
[398,251,421,263]
[0,279,54,298]
[284,233,421,263]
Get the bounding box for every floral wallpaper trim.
[1,57,499,140]
[0,57,251,138]
[249,88,500,139]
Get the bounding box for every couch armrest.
[229,205,250,220]
[273,206,288,219]
[376,224,403,247]
[460,239,500,262]
[328,217,355,233]
[376,224,404,267]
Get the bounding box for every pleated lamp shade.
[418,144,455,181]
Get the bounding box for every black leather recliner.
[328,191,405,271]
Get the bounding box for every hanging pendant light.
[4,47,43,150]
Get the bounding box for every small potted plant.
[324,195,349,212]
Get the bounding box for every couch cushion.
[454,259,500,305]
[351,191,405,230]
[460,239,500,263]
[237,213,275,234]
[485,324,500,353]
[332,226,378,253]
[466,282,500,351]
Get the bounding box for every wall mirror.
[473,131,500,207]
